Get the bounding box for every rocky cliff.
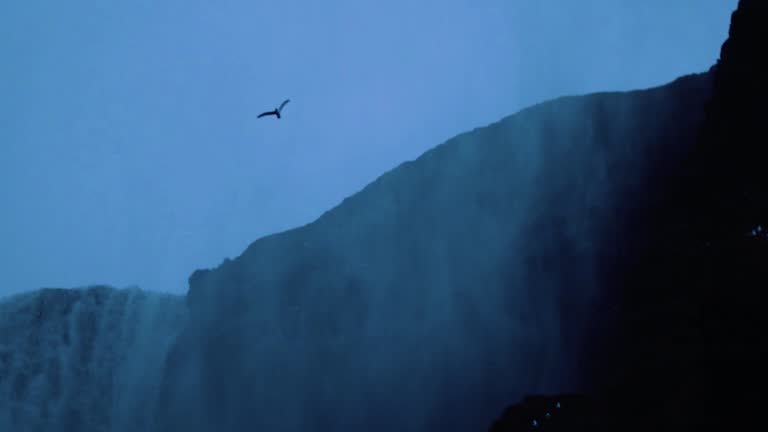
[492,1,767,430]
[2,3,759,431]
[155,69,712,431]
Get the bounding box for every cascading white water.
[0,286,185,432]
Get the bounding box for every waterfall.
[0,286,186,432]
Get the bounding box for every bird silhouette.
[258,99,290,119]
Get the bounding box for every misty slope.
[0,286,185,432]
[156,71,712,431]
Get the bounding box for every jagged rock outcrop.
[700,0,767,225]
[687,0,768,426]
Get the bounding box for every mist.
[0,287,185,430]
[0,0,735,297]
[1,0,752,431]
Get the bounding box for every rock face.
[2,3,758,430]
[701,0,767,223]
[671,0,768,427]
[491,2,766,431]
[154,70,712,431]
[0,286,185,432]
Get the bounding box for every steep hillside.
[156,71,712,431]
[0,286,185,432]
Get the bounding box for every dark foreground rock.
[489,394,606,432]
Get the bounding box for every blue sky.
[0,0,737,296]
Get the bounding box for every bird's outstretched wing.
[258,110,277,118]
[278,99,290,113]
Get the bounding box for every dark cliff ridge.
[685,0,767,426]
[0,286,185,432]
[491,1,767,430]
[1,4,757,432]
[186,72,712,320]
[158,64,713,430]
[701,0,767,225]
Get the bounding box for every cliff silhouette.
[491,0,767,430]
[1,2,762,431]
[158,31,718,432]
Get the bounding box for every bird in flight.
[258,99,290,119]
